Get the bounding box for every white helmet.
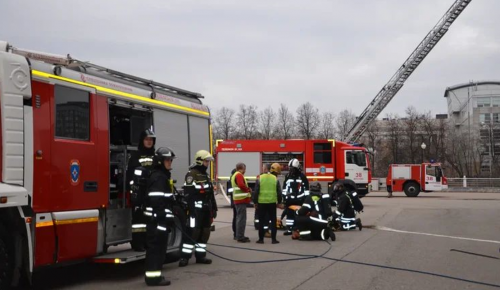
[288,158,300,169]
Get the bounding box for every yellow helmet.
[270,163,282,175]
[194,150,214,165]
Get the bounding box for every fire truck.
[0,41,212,287]
[214,139,371,198]
[386,163,448,197]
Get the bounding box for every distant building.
[444,81,500,173]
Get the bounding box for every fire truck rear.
[386,163,448,197]
[214,139,371,198]
[0,41,212,287]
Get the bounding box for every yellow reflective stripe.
[55,217,98,225]
[36,221,54,228]
[31,70,209,117]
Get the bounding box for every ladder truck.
[344,0,472,143]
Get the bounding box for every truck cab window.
[55,85,90,140]
[426,166,436,177]
[346,151,367,167]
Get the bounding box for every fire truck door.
[424,166,442,191]
[344,150,368,184]
[49,86,103,261]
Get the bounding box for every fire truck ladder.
[344,0,472,143]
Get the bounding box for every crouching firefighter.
[144,147,176,286]
[295,182,335,241]
[332,181,363,231]
[127,129,156,251]
[179,150,217,267]
[282,158,309,235]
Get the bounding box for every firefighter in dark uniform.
[282,158,310,235]
[143,147,176,286]
[295,182,335,241]
[179,150,217,267]
[332,181,363,231]
[127,129,156,251]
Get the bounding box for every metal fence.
[447,178,500,188]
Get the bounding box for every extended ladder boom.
[345,0,472,143]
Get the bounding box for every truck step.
[92,249,145,264]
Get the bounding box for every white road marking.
[375,226,500,245]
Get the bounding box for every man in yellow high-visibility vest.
[231,163,252,243]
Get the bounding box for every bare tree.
[296,102,320,139]
[386,113,402,163]
[362,121,381,176]
[236,105,259,139]
[402,106,421,163]
[336,109,356,140]
[258,107,276,140]
[277,104,295,139]
[317,112,336,139]
[212,107,235,140]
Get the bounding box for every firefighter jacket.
[297,192,333,222]
[282,171,310,201]
[183,165,218,214]
[144,167,175,224]
[253,172,282,204]
[335,190,364,219]
[127,130,156,190]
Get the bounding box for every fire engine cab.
[215,139,371,197]
[0,41,212,287]
[386,163,448,197]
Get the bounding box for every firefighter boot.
[356,218,363,231]
[196,257,212,264]
[179,258,189,267]
[146,276,171,287]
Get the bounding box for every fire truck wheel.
[0,224,14,289]
[404,182,420,197]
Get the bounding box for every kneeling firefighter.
[179,150,217,267]
[295,182,335,241]
[332,181,363,231]
[144,147,176,286]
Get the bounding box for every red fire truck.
[0,41,212,287]
[386,163,448,197]
[214,139,371,198]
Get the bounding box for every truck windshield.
[346,151,367,167]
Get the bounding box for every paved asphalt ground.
[31,191,500,290]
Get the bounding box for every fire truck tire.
[0,224,14,289]
[404,182,420,197]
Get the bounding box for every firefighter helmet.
[310,182,322,193]
[270,163,282,175]
[194,150,214,165]
[288,158,300,169]
[154,147,176,166]
[143,129,156,139]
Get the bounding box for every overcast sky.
[1,0,498,118]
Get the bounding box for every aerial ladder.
[344,0,472,143]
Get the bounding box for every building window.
[55,85,90,140]
[492,97,500,107]
[477,97,491,108]
[493,113,500,124]
[313,142,332,164]
[479,113,491,124]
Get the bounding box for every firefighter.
[332,181,363,231]
[179,150,217,267]
[282,158,309,235]
[253,163,283,244]
[295,182,335,241]
[143,147,176,286]
[127,129,156,252]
